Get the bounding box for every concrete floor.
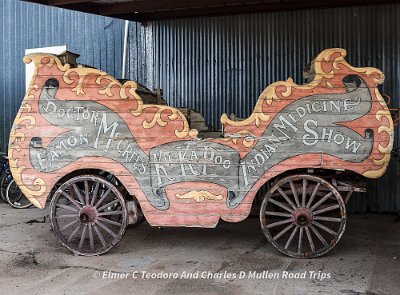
[0,203,399,295]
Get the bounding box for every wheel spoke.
[96,220,117,238]
[93,224,106,248]
[284,225,299,249]
[297,227,304,254]
[313,221,337,236]
[273,223,294,241]
[55,214,79,219]
[72,184,85,205]
[97,211,123,216]
[97,217,123,227]
[306,182,321,208]
[94,188,111,209]
[302,179,307,207]
[276,187,297,209]
[289,181,301,207]
[268,198,293,213]
[90,181,100,206]
[265,211,292,218]
[309,224,328,247]
[310,192,333,211]
[56,203,80,212]
[61,191,82,209]
[88,224,94,251]
[79,225,87,250]
[67,224,81,242]
[266,218,293,229]
[59,219,79,232]
[97,199,120,212]
[313,216,342,223]
[305,227,315,253]
[313,204,340,216]
[84,180,90,205]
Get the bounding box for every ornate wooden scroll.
[8,48,393,227]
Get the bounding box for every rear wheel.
[260,174,346,258]
[50,175,128,256]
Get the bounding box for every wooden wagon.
[8,48,393,258]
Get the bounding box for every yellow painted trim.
[176,191,224,202]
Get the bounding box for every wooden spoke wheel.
[260,174,346,258]
[50,175,128,256]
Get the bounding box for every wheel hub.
[292,208,313,226]
[79,206,97,224]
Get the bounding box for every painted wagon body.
[9,48,393,257]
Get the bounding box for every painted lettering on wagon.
[149,141,239,191]
[33,89,147,174]
[271,97,362,150]
[231,75,374,208]
[29,75,375,210]
[152,145,231,185]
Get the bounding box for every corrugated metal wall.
[128,22,153,88]
[0,0,125,152]
[148,5,400,212]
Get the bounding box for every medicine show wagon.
[8,48,393,258]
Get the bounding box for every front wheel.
[50,175,128,256]
[260,174,346,258]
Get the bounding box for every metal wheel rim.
[50,175,128,256]
[0,173,11,202]
[260,174,346,258]
[6,179,32,209]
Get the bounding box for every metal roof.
[20,0,400,21]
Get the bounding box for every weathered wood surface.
[8,48,393,227]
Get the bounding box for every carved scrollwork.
[132,104,198,139]
[221,130,257,148]
[363,108,394,178]
[176,191,224,202]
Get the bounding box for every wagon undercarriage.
[49,169,365,257]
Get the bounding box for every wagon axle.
[79,206,97,224]
[293,208,313,227]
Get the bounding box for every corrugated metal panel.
[0,0,126,152]
[127,22,153,87]
[149,4,400,212]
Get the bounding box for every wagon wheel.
[260,174,346,258]
[0,171,11,202]
[50,175,128,256]
[6,179,33,209]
